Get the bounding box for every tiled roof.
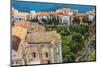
[14,21,31,28]
[36,12,58,16]
[75,13,86,17]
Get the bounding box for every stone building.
[75,13,87,24]
[12,26,28,65]
[11,8,29,22]
[12,21,62,65]
[23,31,62,64]
[56,8,78,15]
[12,35,22,65]
[86,10,96,23]
[58,15,73,25]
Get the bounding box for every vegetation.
[29,15,96,63]
[83,16,88,23]
[30,15,61,25]
[46,23,96,62]
[72,17,80,24]
[30,16,39,22]
[42,15,61,25]
[87,51,96,61]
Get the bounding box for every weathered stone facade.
[12,21,62,65]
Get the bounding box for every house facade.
[74,13,87,24]
[86,10,96,23]
[11,8,30,22]
[58,15,73,25]
[12,8,80,25]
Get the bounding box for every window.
[32,52,36,58]
[45,52,48,57]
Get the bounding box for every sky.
[11,0,96,13]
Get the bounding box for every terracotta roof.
[14,21,31,28]
[36,12,58,16]
[75,13,86,17]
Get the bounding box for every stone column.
[58,44,62,63]
[49,47,54,63]
[56,46,60,63]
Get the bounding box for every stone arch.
[12,35,21,51]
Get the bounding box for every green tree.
[87,51,96,61]
[44,15,60,25]
[41,18,48,25]
[73,17,80,24]
[70,33,84,53]
[30,16,39,22]
[83,16,88,23]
